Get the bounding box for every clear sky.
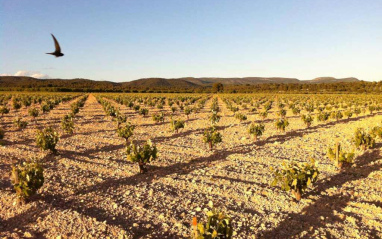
[1,0,381,82]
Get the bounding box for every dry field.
[1,93,382,238]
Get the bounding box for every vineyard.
[1,92,382,238]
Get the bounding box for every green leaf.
[292,179,297,186]
[270,179,278,187]
[207,211,214,217]
[197,223,205,234]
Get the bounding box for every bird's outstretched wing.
[51,34,61,53]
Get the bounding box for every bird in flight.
[46,34,64,57]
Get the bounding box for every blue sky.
[1,0,381,82]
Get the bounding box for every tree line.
[1,77,382,94]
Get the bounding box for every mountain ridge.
[122,76,359,87]
[0,76,360,89]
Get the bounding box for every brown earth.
[0,94,381,238]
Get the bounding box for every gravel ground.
[1,94,382,239]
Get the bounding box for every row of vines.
[1,93,382,238]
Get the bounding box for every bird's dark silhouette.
[46,34,64,57]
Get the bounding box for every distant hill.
[0,76,118,90]
[122,77,359,87]
[122,78,199,88]
[123,77,301,87]
[0,75,360,90]
[183,77,300,85]
[304,77,359,84]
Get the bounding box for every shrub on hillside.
[203,126,222,150]
[327,142,355,169]
[152,112,165,123]
[170,119,185,133]
[36,127,59,154]
[13,117,28,129]
[271,159,319,201]
[301,114,313,128]
[11,159,44,204]
[126,140,157,173]
[193,209,233,239]
[234,113,247,122]
[61,114,75,134]
[275,118,289,132]
[353,128,375,150]
[248,123,265,142]
[117,123,135,145]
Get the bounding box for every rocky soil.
[1,93,382,238]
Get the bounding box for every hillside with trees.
[1,76,380,94]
